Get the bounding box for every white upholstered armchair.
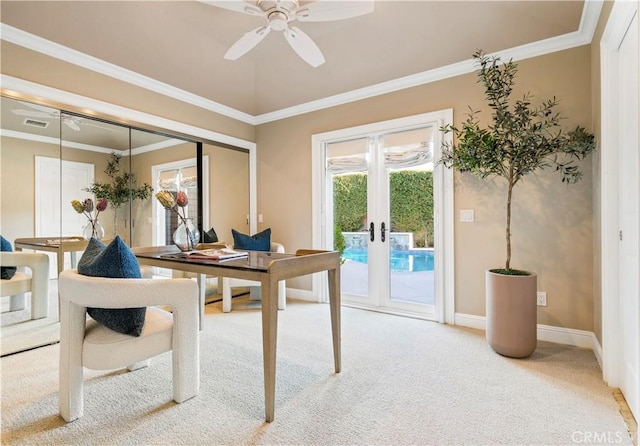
[0,251,50,320]
[221,242,286,313]
[58,269,200,422]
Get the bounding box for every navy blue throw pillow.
[77,236,145,337]
[1,235,17,280]
[203,227,219,243]
[232,228,271,252]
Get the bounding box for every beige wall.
[1,36,599,333]
[1,137,59,242]
[256,46,595,331]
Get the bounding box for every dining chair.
[58,269,200,422]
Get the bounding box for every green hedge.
[333,170,434,248]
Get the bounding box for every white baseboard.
[286,288,319,303]
[454,312,598,351]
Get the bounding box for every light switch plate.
[460,209,475,222]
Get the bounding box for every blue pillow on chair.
[77,236,145,336]
[1,235,17,280]
[232,228,271,252]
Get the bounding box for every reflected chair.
[0,252,50,319]
[221,242,286,313]
[58,269,200,422]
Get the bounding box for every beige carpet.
[1,281,60,357]
[1,298,634,445]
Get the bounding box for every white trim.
[599,0,639,389]
[1,1,603,125]
[454,313,599,351]
[255,1,603,126]
[593,337,604,370]
[0,24,255,125]
[285,288,317,303]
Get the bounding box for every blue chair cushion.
[1,235,17,280]
[232,228,271,252]
[77,236,145,337]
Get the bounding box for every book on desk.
[163,247,248,261]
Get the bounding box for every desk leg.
[57,250,64,277]
[197,273,206,330]
[328,266,341,373]
[70,251,78,269]
[261,276,278,422]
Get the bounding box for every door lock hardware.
[369,222,375,242]
[381,222,386,242]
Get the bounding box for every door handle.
[369,222,375,242]
[381,222,386,243]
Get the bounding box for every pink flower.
[96,198,108,212]
[176,191,188,207]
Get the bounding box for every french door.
[313,110,454,321]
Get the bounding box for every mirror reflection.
[1,94,250,351]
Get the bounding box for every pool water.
[342,249,434,272]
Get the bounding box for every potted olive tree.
[441,50,596,358]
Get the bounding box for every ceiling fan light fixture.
[268,10,288,31]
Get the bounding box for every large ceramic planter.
[486,270,537,358]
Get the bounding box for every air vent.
[23,118,49,129]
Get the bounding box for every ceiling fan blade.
[284,26,325,67]
[224,26,270,60]
[199,0,263,16]
[12,109,53,119]
[296,0,374,22]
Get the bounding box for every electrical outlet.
[537,292,547,307]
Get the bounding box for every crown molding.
[0,23,256,125]
[0,0,603,126]
[255,0,604,124]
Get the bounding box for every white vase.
[83,220,105,241]
[173,218,200,251]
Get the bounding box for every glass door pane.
[327,137,371,302]
[381,127,435,312]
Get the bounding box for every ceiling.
[0,1,588,120]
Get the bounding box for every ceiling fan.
[12,102,119,132]
[202,0,374,67]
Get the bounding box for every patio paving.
[340,259,435,304]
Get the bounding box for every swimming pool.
[342,249,434,272]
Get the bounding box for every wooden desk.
[14,237,87,276]
[133,246,341,423]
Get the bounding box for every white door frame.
[600,0,639,395]
[311,110,455,323]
